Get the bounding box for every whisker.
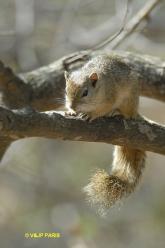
[55,97,65,100]
[55,97,64,100]
[55,99,65,104]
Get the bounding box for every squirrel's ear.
[64,71,70,81]
[89,72,98,88]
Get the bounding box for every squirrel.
[64,54,146,212]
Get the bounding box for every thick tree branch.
[0,107,164,155]
[0,50,165,112]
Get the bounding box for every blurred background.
[0,0,165,247]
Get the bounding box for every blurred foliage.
[0,0,165,247]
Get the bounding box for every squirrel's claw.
[110,109,121,117]
[65,111,94,122]
[78,113,93,122]
[78,113,88,120]
[65,110,77,117]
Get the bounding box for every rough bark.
[0,107,164,155]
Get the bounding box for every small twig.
[63,51,90,71]
[93,0,130,50]
[94,0,161,50]
[59,0,161,67]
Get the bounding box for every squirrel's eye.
[82,89,88,97]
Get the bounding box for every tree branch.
[0,107,164,155]
[93,0,162,50]
[107,0,162,50]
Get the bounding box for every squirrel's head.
[64,70,102,113]
[64,55,119,116]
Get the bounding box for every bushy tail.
[84,146,146,211]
